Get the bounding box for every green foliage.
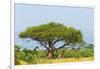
[14,45,48,65]
[63,50,80,58]
[14,45,94,65]
[86,44,94,49]
[63,49,94,58]
[19,22,83,47]
[19,22,84,59]
[24,53,37,64]
[14,45,23,65]
[14,43,94,65]
[15,22,93,64]
[15,22,94,64]
[14,44,21,52]
[80,49,94,57]
[37,50,48,58]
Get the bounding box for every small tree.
[19,22,83,58]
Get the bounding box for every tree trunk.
[47,41,54,58]
[47,51,53,58]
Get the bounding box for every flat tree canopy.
[19,22,83,58]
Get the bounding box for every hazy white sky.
[15,3,94,49]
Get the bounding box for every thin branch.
[33,46,39,51]
[42,45,49,50]
[53,38,63,45]
[57,43,70,50]
[39,41,49,51]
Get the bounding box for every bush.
[63,49,93,58]
[37,50,48,58]
[24,53,37,64]
[15,51,26,65]
[63,50,80,58]
[80,49,94,57]
[14,44,94,65]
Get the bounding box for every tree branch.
[43,45,49,50]
[57,43,70,50]
[39,41,49,51]
[53,38,63,45]
[33,46,39,51]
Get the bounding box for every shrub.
[80,49,94,57]
[63,49,93,58]
[24,53,37,64]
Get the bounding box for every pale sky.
[15,3,94,49]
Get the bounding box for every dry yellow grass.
[18,60,28,65]
[18,57,94,65]
[36,57,94,64]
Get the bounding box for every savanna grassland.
[15,22,94,65]
[15,44,94,65]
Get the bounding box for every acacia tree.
[19,22,83,58]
